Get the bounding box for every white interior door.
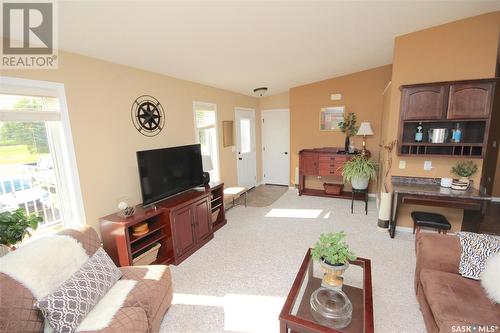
[262,109,290,186]
[235,108,257,189]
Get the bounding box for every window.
[193,102,219,182]
[239,118,251,154]
[0,77,85,227]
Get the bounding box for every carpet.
[160,189,425,333]
[245,185,288,207]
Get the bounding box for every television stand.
[100,184,225,266]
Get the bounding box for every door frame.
[234,107,257,188]
[193,101,220,182]
[261,109,290,186]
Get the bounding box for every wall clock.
[131,95,165,137]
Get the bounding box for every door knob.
[284,152,288,155]
[238,157,242,160]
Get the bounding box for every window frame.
[193,101,220,182]
[0,76,86,227]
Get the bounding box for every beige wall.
[1,49,260,231]
[383,11,500,230]
[259,91,290,110]
[289,65,393,191]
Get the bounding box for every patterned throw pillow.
[35,247,122,333]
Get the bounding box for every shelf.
[211,202,223,211]
[129,223,165,244]
[402,118,488,123]
[301,188,366,200]
[401,142,484,147]
[131,233,167,256]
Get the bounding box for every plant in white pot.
[342,155,377,190]
[311,231,356,290]
[451,160,478,190]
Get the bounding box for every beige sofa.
[0,226,173,332]
[415,232,500,333]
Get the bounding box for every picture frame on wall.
[320,106,345,131]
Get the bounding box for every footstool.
[411,211,451,234]
[224,187,247,209]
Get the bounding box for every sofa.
[0,226,173,332]
[415,232,500,333]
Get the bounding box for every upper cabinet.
[401,86,448,120]
[447,82,494,119]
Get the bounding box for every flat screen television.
[137,144,204,206]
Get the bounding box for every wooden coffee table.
[279,249,374,333]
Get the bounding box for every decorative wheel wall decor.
[131,95,165,136]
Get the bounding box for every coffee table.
[279,249,374,333]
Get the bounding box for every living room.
[1,2,500,333]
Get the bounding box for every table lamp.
[357,122,374,157]
[201,155,213,185]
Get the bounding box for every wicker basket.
[323,183,343,195]
[132,242,161,266]
[211,208,220,223]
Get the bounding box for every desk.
[389,176,490,238]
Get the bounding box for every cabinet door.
[447,83,494,119]
[401,86,447,120]
[300,153,318,175]
[194,198,211,241]
[171,206,195,257]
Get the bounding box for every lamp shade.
[357,122,374,136]
[202,155,213,171]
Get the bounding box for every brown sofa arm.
[57,226,101,256]
[415,232,461,294]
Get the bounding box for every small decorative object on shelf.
[415,122,423,142]
[451,123,462,143]
[118,200,135,218]
[311,231,356,290]
[451,160,478,190]
[440,177,453,188]
[310,287,353,329]
[132,222,149,237]
[338,112,358,154]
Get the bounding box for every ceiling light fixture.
[253,87,268,97]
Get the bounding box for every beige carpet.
[245,185,288,207]
[160,189,425,333]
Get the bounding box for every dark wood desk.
[389,176,490,238]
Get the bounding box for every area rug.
[161,189,425,333]
[245,184,288,207]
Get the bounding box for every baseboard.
[395,226,413,233]
[491,197,500,202]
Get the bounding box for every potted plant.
[338,112,358,153]
[0,208,42,250]
[342,155,377,190]
[451,160,478,189]
[311,231,356,290]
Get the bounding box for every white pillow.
[481,251,500,304]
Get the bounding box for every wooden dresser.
[298,148,365,200]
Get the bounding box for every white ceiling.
[54,1,500,96]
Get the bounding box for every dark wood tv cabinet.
[100,182,226,266]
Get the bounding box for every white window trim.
[0,76,86,227]
[193,101,220,182]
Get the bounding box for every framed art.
[320,106,345,131]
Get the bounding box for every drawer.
[318,163,343,176]
[318,154,336,162]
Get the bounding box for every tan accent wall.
[289,65,393,190]
[1,49,260,231]
[259,91,290,110]
[385,11,500,230]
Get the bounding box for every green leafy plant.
[0,208,42,247]
[451,160,478,178]
[338,112,358,137]
[342,155,377,183]
[311,231,356,265]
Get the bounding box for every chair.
[411,211,451,234]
